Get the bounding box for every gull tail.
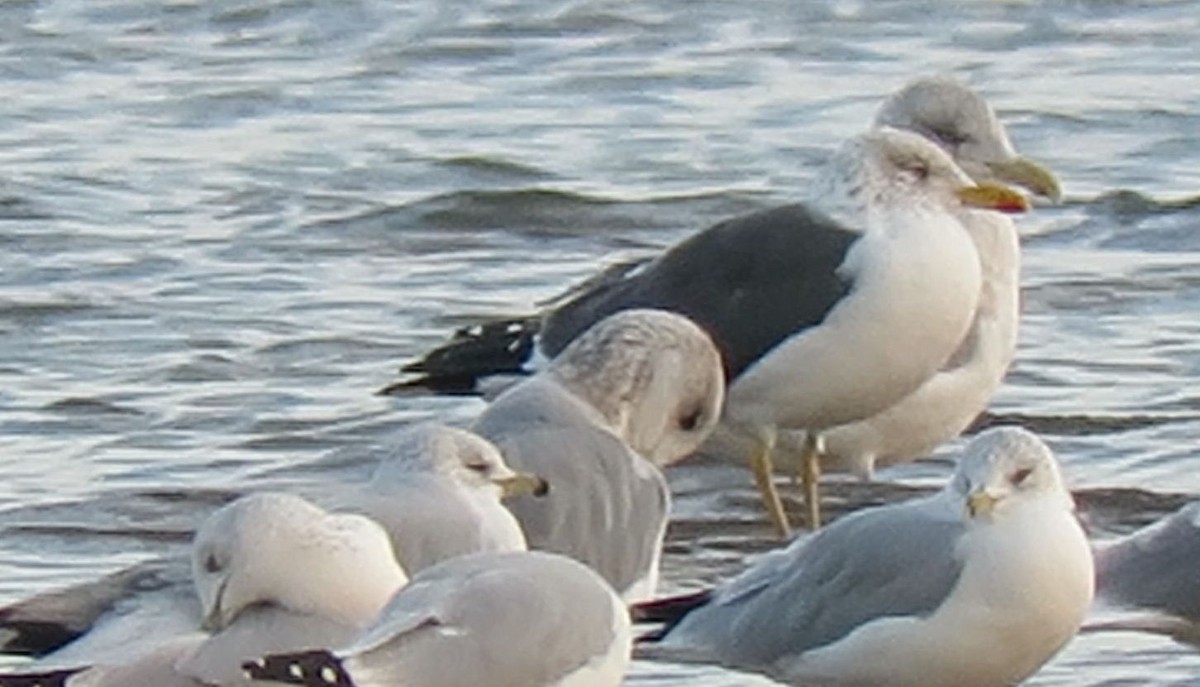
[0,562,175,657]
[378,317,540,396]
[0,668,83,687]
[243,649,354,686]
[630,588,713,641]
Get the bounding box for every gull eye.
[204,554,222,574]
[1010,467,1034,486]
[678,408,704,432]
[930,127,968,147]
[465,462,490,474]
[895,158,929,182]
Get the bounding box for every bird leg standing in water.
[800,432,822,530]
[750,429,791,538]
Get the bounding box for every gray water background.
[2,0,1200,683]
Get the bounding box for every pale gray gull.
[472,308,724,603]
[344,422,546,574]
[1085,500,1200,645]
[637,427,1094,687]
[0,424,541,664]
[0,492,407,687]
[243,550,632,687]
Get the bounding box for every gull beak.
[200,579,229,632]
[956,182,1031,214]
[985,157,1063,204]
[966,490,1000,519]
[495,472,550,499]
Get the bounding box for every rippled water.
[2,0,1200,683]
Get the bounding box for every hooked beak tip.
[496,473,550,499]
[986,157,1063,204]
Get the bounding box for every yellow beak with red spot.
[956,182,1031,214]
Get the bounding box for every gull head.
[874,75,1062,203]
[849,126,1027,216]
[549,309,725,467]
[372,423,549,500]
[817,127,1031,224]
[192,492,407,632]
[950,427,1073,522]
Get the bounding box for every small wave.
[41,398,145,416]
[969,410,1193,436]
[0,299,99,324]
[311,187,771,237]
[0,196,53,221]
[1083,189,1200,219]
[435,155,555,182]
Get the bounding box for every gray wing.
[348,474,525,575]
[63,635,209,687]
[540,203,859,379]
[2,558,199,668]
[177,607,363,687]
[472,382,669,599]
[662,495,966,668]
[343,552,623,687]
[1096,502,1200,621]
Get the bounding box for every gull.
[809,75,1061,481]
[243,550,632,687]
[0,492,407,687]
[345,423,547,575]
[472,309,724,602]
[638,427,1094,687]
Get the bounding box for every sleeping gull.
[344,423,546,574]
[472,308,724,602]
[0,492,407,687]
[243,550,632,687]
[1085,501,1200,645]
[0,425,542,664]
[637,426,1094,687]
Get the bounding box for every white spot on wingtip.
[289,663,304,679]
[321,665,338,683]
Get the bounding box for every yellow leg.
[800,433,822,530]
[750,436,791,539]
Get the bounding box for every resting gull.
[345,423,546,574]
[637,427,1094,687]
[0,492,407,687]
[472,308,724,602]
[0,425,542,665]
[243,550,631,687]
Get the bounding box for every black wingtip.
[377,375,490,397]
[631,588,714,642]
[0,616,84,657]
[243,649,354,687]
[0,668,84,687]
[382,317,540,396]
